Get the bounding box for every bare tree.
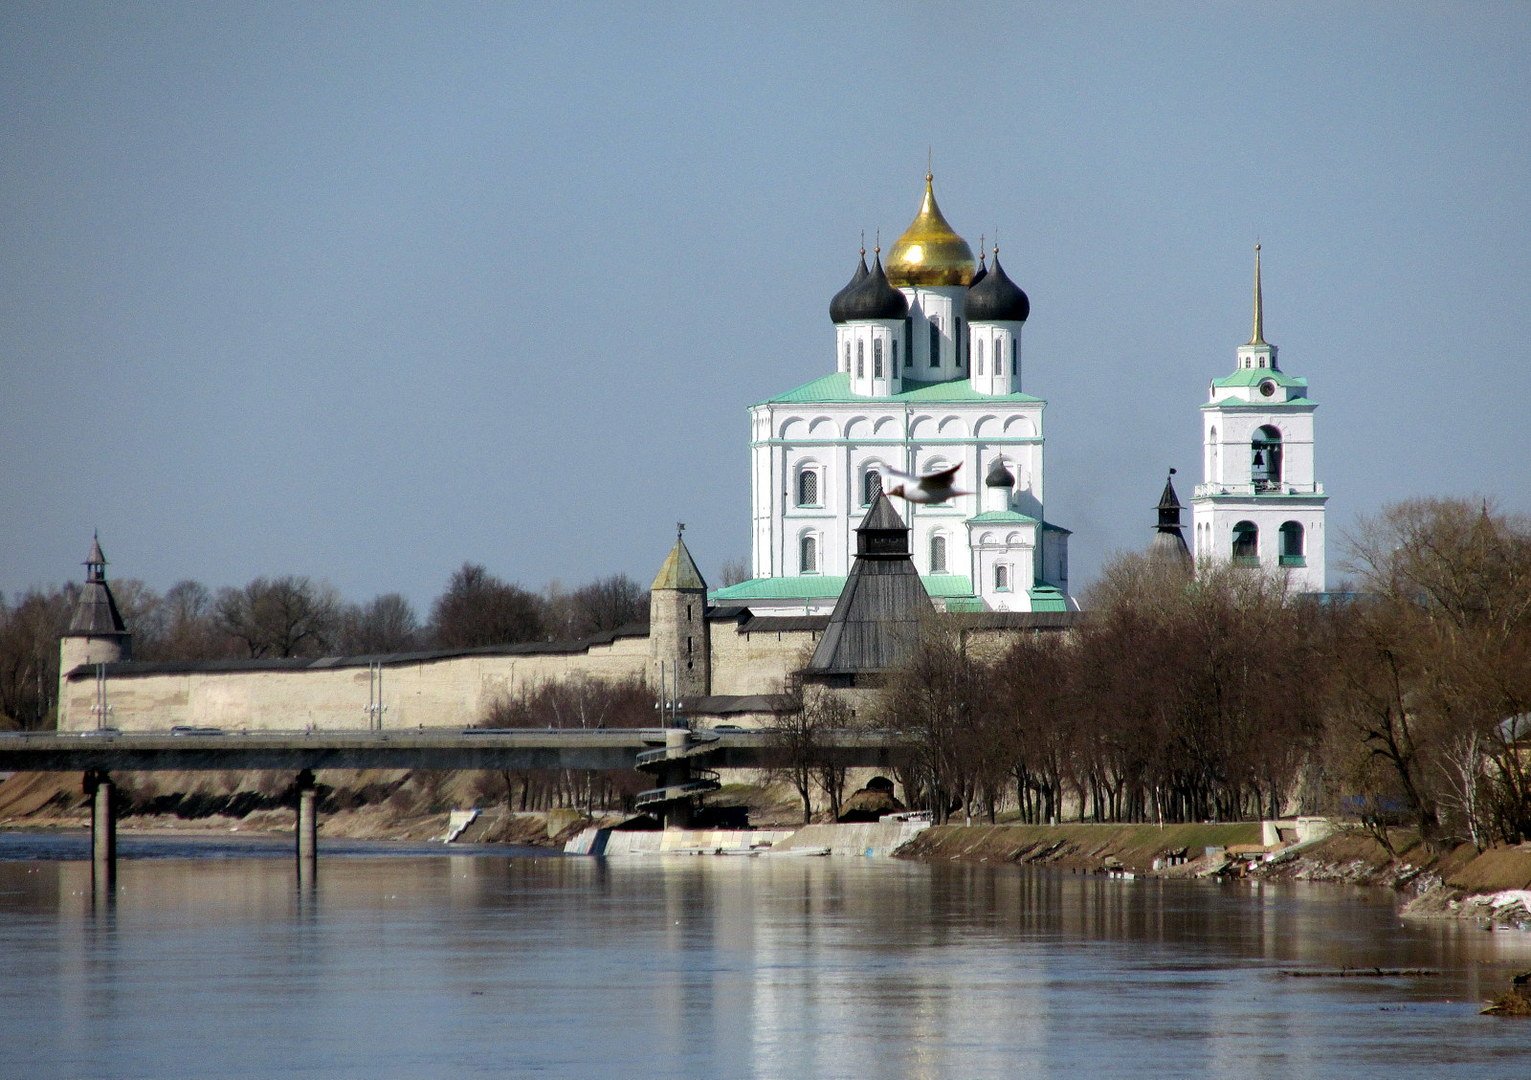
[429,563,546,648]
[338,593,421,654]
[215,576,342,658]
[718,558,750,587]
[544,574,647,639]
[0,587,74,729]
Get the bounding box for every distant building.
[1148,470,1192,571]
[714,174,1072,615]
[1191,246,1327,590]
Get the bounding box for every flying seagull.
[882,464,967,505]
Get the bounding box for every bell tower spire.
[1248,243,1267,347]
[1234,243,1278,372]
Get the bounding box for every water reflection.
[1,836,1530,1079]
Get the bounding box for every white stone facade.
[1191,251,1327,592]
[722,179,1072,615]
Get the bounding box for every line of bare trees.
[783,498,1531,852]
[0,564,648,730]
[472,676,656,814]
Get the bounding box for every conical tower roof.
[806,495,932,678]
[651,533,707,591]
[1149,471,1192,570]
[66,534,128,637]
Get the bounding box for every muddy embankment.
[897,822,1531,925]
[896,822,1261,873]
[0,770,607,848]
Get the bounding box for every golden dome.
[885,174,975,287]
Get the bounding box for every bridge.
[0,727,907,884]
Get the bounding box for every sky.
[3,2,1529,613]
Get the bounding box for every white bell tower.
[1191,246,1327,592]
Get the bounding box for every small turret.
[58,534,132,730]
[649,525,710,702]
[966,245,1029,395]
[1149,471,1192,571]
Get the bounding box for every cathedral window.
[843,341,850,372]
[976,338,985,375]
[1011,339,1017,375]
[955,317,964,366]
[903,317,913,366]
[930,533,948,574]
[797,469,819,507]
[893,340,900,369]
[1280,521,1306,565]
[994,564,1009,591]
[800,534,818,574]
[874,340,884,377]
[856,340,864,377]
[863,469,882,505]
[929,317,940,367]
[1232,521,1259,565]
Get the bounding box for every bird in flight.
[882,464,967,505]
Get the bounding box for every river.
[1,830,1528,1079]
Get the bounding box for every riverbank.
[894,822,1531,924]
[0,769,609,848]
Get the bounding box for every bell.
[1252,451,1264,466]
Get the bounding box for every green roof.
[1210,368,1308,389]
[942,597,988,613]
[1027,585,1070,612]
[651,538,707,591]
[966,510,1040,526]
[711,573,976,603]
[1202,396,1317,410]
[761,371,1042,406]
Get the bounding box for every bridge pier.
[83,769,116,886]
[295,768,317,883]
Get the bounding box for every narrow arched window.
[797,469,818,507]
[929,317,940,367]
[1232,520,1258,563]
[873,339,884,378]
[843,341,850,372]
[856,340,864,377]
[994,564,1009,591]
[863,469,882,505]
[955,317,964,366]
[800,535,818,574]
[1252,426,1283,491]
[892,340,899,370]
[976,338,985,375]
[1010,338,1017,375]
[930,534,948,574]
[1280,521,1305,565]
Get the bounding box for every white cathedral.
[711,174,1072,615]
[710,177,1326,615]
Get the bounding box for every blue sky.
[4,3,1529,610]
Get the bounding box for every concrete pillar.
[85,770,116,887]
[661,728,692,829]
[295,768,317,883]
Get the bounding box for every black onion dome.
[985,459,1015,488]
[828,252,870,323]
[970,250,988,287]
[965,251,1030,323]
[835,254,909,322]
